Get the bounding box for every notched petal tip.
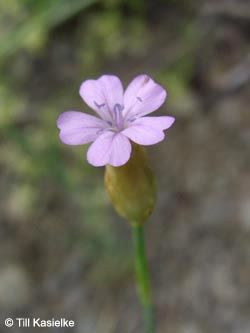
[56,111,69,129]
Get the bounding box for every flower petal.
[79,75,124,121]
[57,111,106,145]
[130,116,175,131]
[87,131,131,167]
[122,115,175,146]
[122,126,164,146]
[124,74,167,119]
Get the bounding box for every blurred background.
[0,0,250,332]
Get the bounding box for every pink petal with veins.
[87,131,131,167]
[57,111,106,145]
[124,74,166,119]
[79,75,124,121]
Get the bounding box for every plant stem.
[132,224,154,333]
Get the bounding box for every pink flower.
[57,74,175,167]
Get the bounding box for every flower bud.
[105,143,156,225]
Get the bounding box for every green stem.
[132,224,154,333]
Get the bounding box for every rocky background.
[0,0,250,332]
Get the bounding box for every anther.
[113,104,123,112]
[94,101,105,109]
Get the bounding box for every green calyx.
[105,143,156,225]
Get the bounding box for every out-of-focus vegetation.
[1,0,178,296]
[0,0,98,59]
[1,0,151,283]
[0,0,196,236]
